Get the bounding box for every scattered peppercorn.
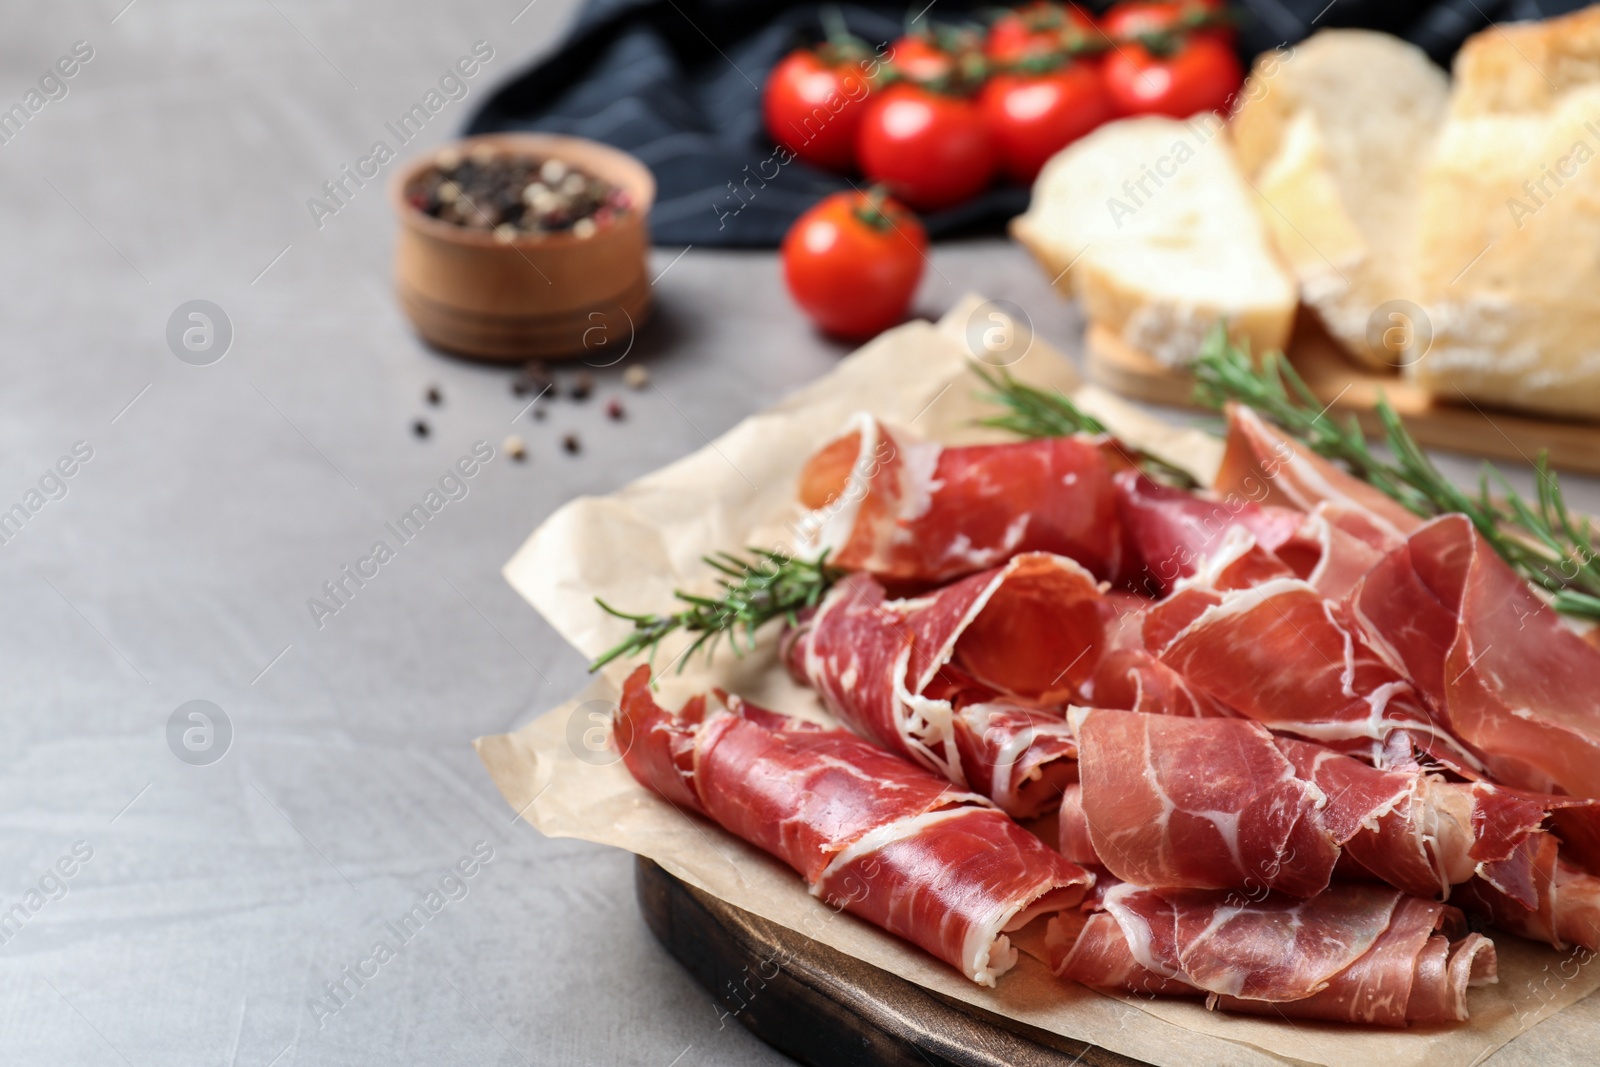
[425,385,442,406]
[623,365,650,390]
[562,433,581,454]
[513,359,553,398]
[532,405,546,421]
[605,398,625,421]
[412,418,430,439]
[569,373,594,401]
[503,435,527,461]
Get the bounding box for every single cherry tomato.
[1104,0,1233,46]
[986,2,1102,66]
[1100,2,1241,119]
[763,48,871,172]
[884,27,989,94]
[1101,32,1242,118]
[782,189,927,339]
[856,84,998,211]
[980,64,1113,183]
[888,33,957,85]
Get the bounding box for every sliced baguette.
[1409,6,1600,420]
[1230,30,1449,369]
[1012,115,1295,367]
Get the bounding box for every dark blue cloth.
[466,0,1587,247]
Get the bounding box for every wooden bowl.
[391,133,655,362]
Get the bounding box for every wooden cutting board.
[636,857,1146,1067]
[1085,318,1600,475]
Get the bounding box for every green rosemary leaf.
[588,549,843,672]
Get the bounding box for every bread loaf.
[1231,31,1449,369]
[1012,115,1296,366]
[1410,6,1600,419]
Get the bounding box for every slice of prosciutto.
[1113,470,1304,596]
[613,666,1093,985]
[794,414,1129,584]
[1083,589,1244,718]
[1351,513,1600,803]
[1048,881,1498,1025]
[1284,501,1395,600]
[785,552,1109,817]
[1453,834,1600,952]
[1087,649,1235,718]
[1212,404,1422,543]
[1153,576,1483,771]
[1064,709,1373,895]
[1113,466,1397,601]
[1060,708,1582,902]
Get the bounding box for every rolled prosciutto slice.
[794,414,1129,584]
[1060,708,1591,904]
[1351,513,1600,803]
[1047,881,1497,1025]
[613,666,1093,985]
[785,552,1108,816]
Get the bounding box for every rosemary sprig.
[1189,326,1600,619]
[970,363,1199,488]
[970,361,1107,437]
[588,549,843,672]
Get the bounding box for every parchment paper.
[478,296,1600,1067]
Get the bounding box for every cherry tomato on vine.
[1101,35,1241,119]
[856,84,998,211]
[763,47,871,172]
[887,33,957,84]
[980,64,1112,183]
[885,24,986,86]
[1101,1,1242,119]
[986,2,1103,65]
[781,189,927,339]
[1103,1,1233,47]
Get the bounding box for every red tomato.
[1103,0,1230,39]
[1100,2,1241,119]
[856,84,998,211]
[782,190,927,339]
[763,48,871,172]
[887,34,956,84]
[986,2,1102,65]
[1101,33,1242,118]
[980,64,1112,183]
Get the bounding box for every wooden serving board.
[636,857,1145,1067]
[1086,318,1600,475]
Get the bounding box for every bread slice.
[1012,115,1296,367]
[1230,30,1449,370]
[1409,7,1600,420]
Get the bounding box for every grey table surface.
[3,3,1598,1066]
